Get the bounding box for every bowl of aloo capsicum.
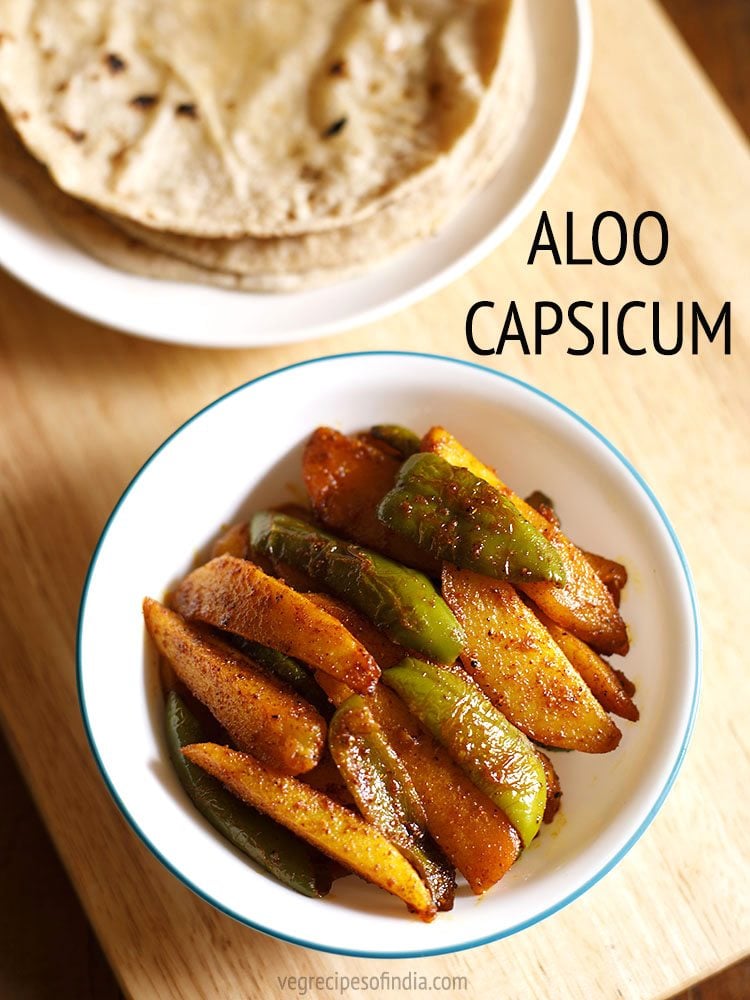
[78,353,699,957]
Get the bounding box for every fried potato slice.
[329,694,456,911]
[421,427,628,655]
[582,551,628,608]
[143,599,325,774]
[442,565,621,752]
[614,667,637,698]
[211,521,314,591]
[182,743,436,920]
[536,749,562,824]
[171,555,380,694]
[300,754,355,808]
[302,427,438,573]
[211,522,251,560]
[307,593,406,670]
[314,673,521,893]
[531,606,639,721]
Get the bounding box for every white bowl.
[77,352,700,957]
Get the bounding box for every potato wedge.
[229,639,332,718]
[301,754,355,807]
[531,606,639,721]
[307,593,406,670]
[212,522,251,560]
[143,599,326,774]
[614,667,637,698]
[302,427,438,573]
[329,694,456,911]
[442,566,621,752]
[522,495,629,610]
[536,749,562,825]
[271,559,319,593]
[171,555,380,694]
[314,673,521,893]
[211,520,316,591]
[182,743,436,920]
[313,670,355,708]
[372,686,522,891]
[524,490,561,527]
[165,690,331,896]
[421,427,628,655]
[582,551,628,607]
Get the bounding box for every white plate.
[78,353,700,957]
[0,1,590,348]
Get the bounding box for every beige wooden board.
[0,0,748,997]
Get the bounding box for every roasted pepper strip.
[441,566,622,752]
[369,424,421,457]
[171,555,380,694]
[377,453,566,584]
[421,427,629,655]
[314,673,521,894]
[250,512,465,664]
[329,694,455,911]
[182,742,436,920]
[165,691,330,897]
[144,599,326,774]
[382,657,547,847]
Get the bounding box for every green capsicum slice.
[250,511,465,664]
[369,424,421,457]
[382,658,547,847]
[377,453,566,585]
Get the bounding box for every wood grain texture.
[0,729,122,1000]
[0,0,748,998]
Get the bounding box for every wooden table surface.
[1,0,748,997]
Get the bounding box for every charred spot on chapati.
[130,94,159,110]
[105,53,127,74]
[322,117,347,138]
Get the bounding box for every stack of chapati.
[0,0,532,291]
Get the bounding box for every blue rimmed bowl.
[78,352,700,957]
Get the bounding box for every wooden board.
[0,0,748,997]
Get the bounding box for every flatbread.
[0,0,533,291]
[0,0,514,238]
[0,3,532,293]
[0,112,240,284]
[102,0,531,279]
